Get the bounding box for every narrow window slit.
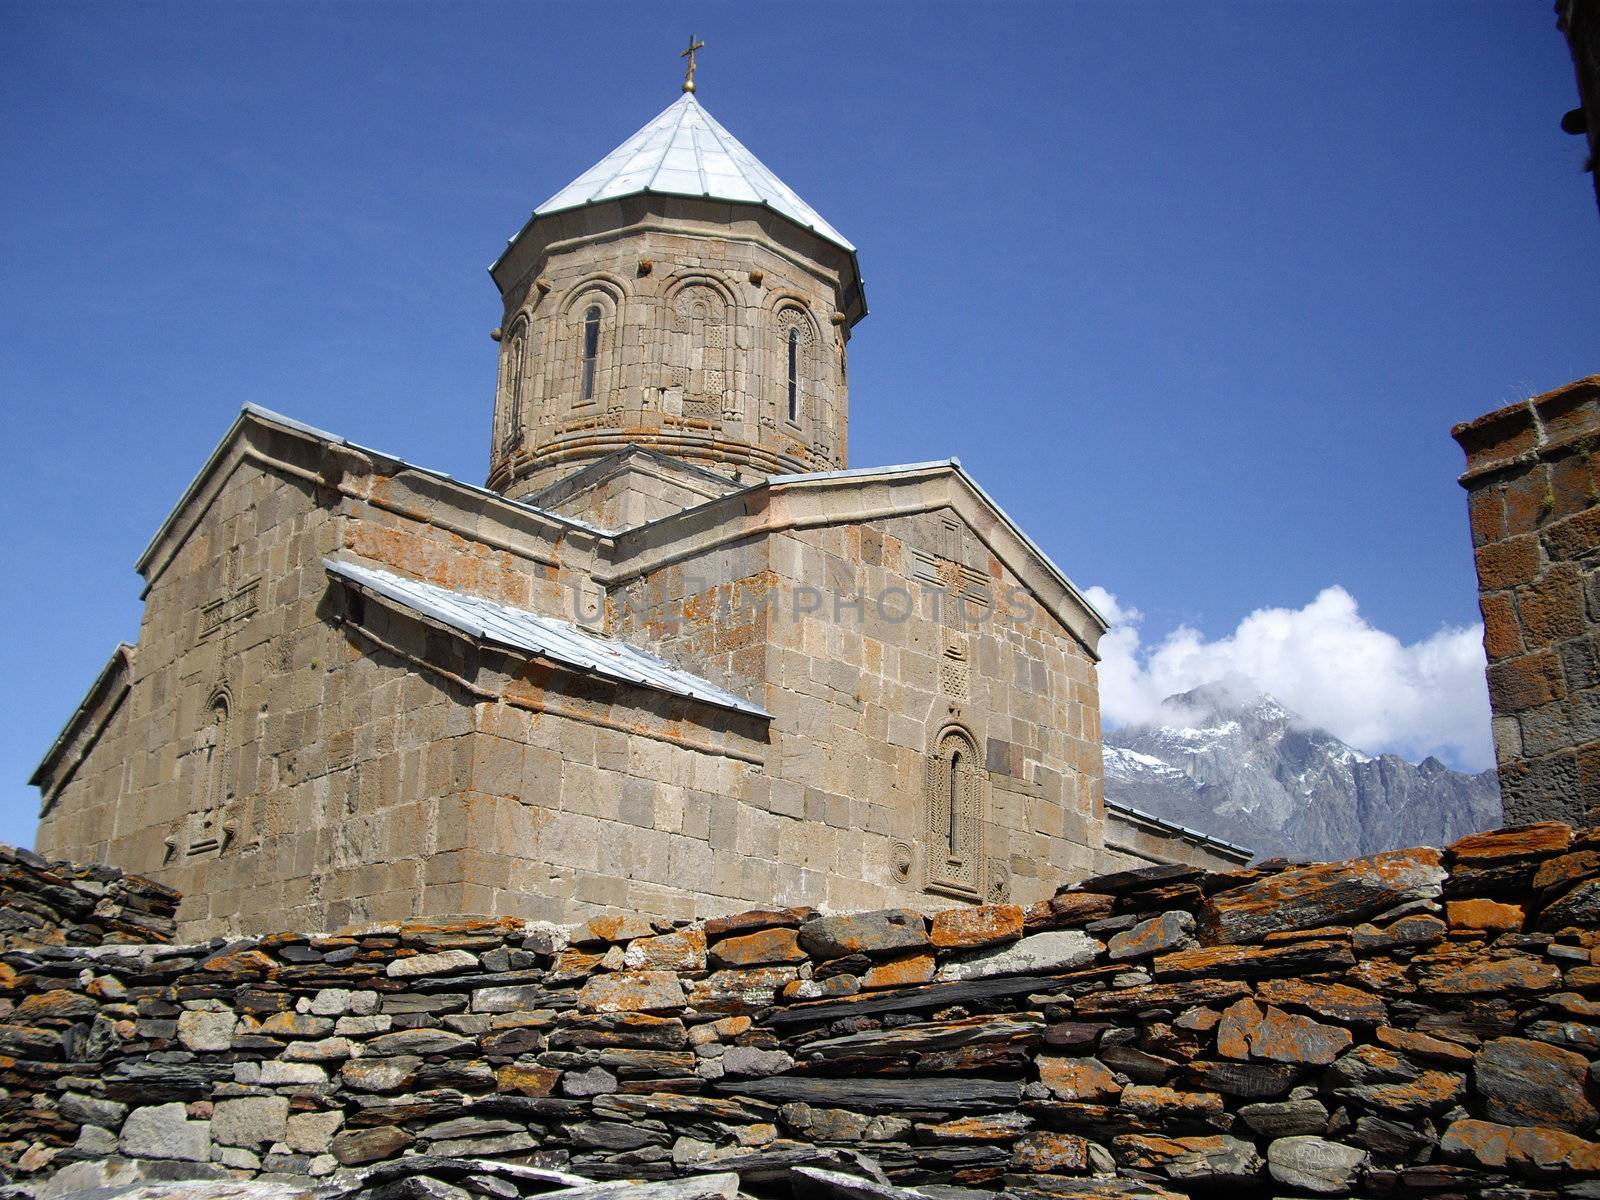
[581,305,601,401]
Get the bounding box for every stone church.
[31,82,1246,938]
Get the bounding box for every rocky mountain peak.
[1105,682,1500,861]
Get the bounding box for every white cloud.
[1088,584,1494,771]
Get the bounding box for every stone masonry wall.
[0,845,176,951]
[6,825,1600,1198]
[1454,375,1600,826]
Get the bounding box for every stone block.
[1267,1136,1367,1195]
[579,970,686,1013]
[929,903,1024,950]
[386,948,479,978]
[119,1103,212,1162]
[708,926,808,967]
[1488,651,1566,714]
[1475,535,1541,590]
[176,1008,236,1052]
[936,930,1102,981]
[212,1096,290,1148]
[798,909,929,959]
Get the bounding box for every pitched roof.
[324,558,769,719]
[31,643,135,797]
[534,93,854,252]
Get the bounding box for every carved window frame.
[553,281,623,411]
[773,303,818,430]
[497,315,530,449]
[665,277,735,420]
[924,724,984,899]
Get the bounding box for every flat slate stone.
[798,910,930,960]
[719,1074,1022,1112]
[936,931,1102,982]
[1267,1136,1367,1194]
[767,971,1079,1028]
[1474,1036,1599,1131]
[1073,864,1205,895]
[1200,849,1445,945]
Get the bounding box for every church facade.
[31,88,1246,938]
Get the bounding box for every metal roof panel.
[324,558,769,719]
[534,93,854,252]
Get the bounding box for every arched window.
[580,305,601,402]
[787,327,800,422]
[205,694,230,815]
[775,306,816,426]
[500,321,528,446]
[925,727,981,898]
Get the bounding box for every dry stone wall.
[5,825,1600,1200]
[0,844,176,951]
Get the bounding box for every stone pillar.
[1453,375,1600,825]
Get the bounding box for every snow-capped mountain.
[1103,682,1502,861]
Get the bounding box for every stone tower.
[485,91,867,504]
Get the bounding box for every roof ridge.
[643,92,698,196]
[528,94,855,253]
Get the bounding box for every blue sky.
[2,3,1596,848]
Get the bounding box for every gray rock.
[308,988,352,1015]
[281,1035,356,1061]
[59,1090,128,1127]
[284,1110,343,1154]
[723,1075,1021,1112]
[366,1028,474,1056]
[211,1095,289,1147]
[335,1014,392,1036]
[1239,1098,1329,1138]
[538,1174,741,1200]
[330,1125,416,1166]
[175,1008,236,1052]
[472,984,547,1013]
[1474,1036,1598,1130]
[340,1055,422,1092]
[790,1166,927,1200]
[211,1145,262,1170]
[72,1124,118,1155]
[1160,1134,1264,1182]
[387,949,481,978]
[119,1102,212,1162]
[419,1116,527,1140]
[562,1066,619,1096]
[1107,911,1196,961]
[936,931,1102,981]
[257,1061,328,1085]
[1267,1136,1367,1195]
[429,1132,542,1158]
[721,1045,795,1078]
[799,910,930,960]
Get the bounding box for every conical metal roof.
[534,93,854,252]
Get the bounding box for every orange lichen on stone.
[1448,823,1574,864]
[862,951,936,990]
[1446,899,1527,933]
[930,903,1024,950]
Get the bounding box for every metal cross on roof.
[680,34,704,93]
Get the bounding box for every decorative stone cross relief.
[199,577,258,641]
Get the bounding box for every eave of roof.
[325,557,769,719]
[607,457,1110,653]
[1105,797,1255,862]
[31,643,135,791]
[133,404,617,583]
